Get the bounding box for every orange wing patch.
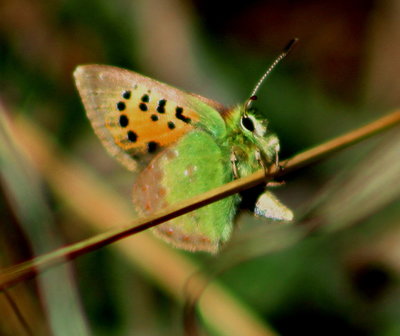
[74,64,215,171]
[106,86,200,154]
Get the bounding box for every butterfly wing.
[74,65,227,171]
[133,130,239,253]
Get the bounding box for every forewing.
[74,65,227,171]
[133,131,239,253]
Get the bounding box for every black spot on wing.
[175,107,191,123]
[119,115,129,127]
[127,130,138,142]
[147,141,159,153]
[122,90,131,99]
[117,102,126,111]
[139,103,148,111]
[157,99,166,113]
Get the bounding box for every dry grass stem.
[1,109,399,290]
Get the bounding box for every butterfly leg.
[272,143,287,186]
[255,149,269,177]
[270,141,283,172]
[256,149,285,187]
[230,151,239,179]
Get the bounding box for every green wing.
[133,131,239,253]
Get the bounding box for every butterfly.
[74,40,296,253]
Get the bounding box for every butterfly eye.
[241,116,255,132]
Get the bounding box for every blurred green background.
[1,0,400,335]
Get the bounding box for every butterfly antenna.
[245,38,298,111]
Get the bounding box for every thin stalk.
[1,109,399,290]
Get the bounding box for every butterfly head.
[239,104,280,163]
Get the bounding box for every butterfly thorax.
[222,105,280,177]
